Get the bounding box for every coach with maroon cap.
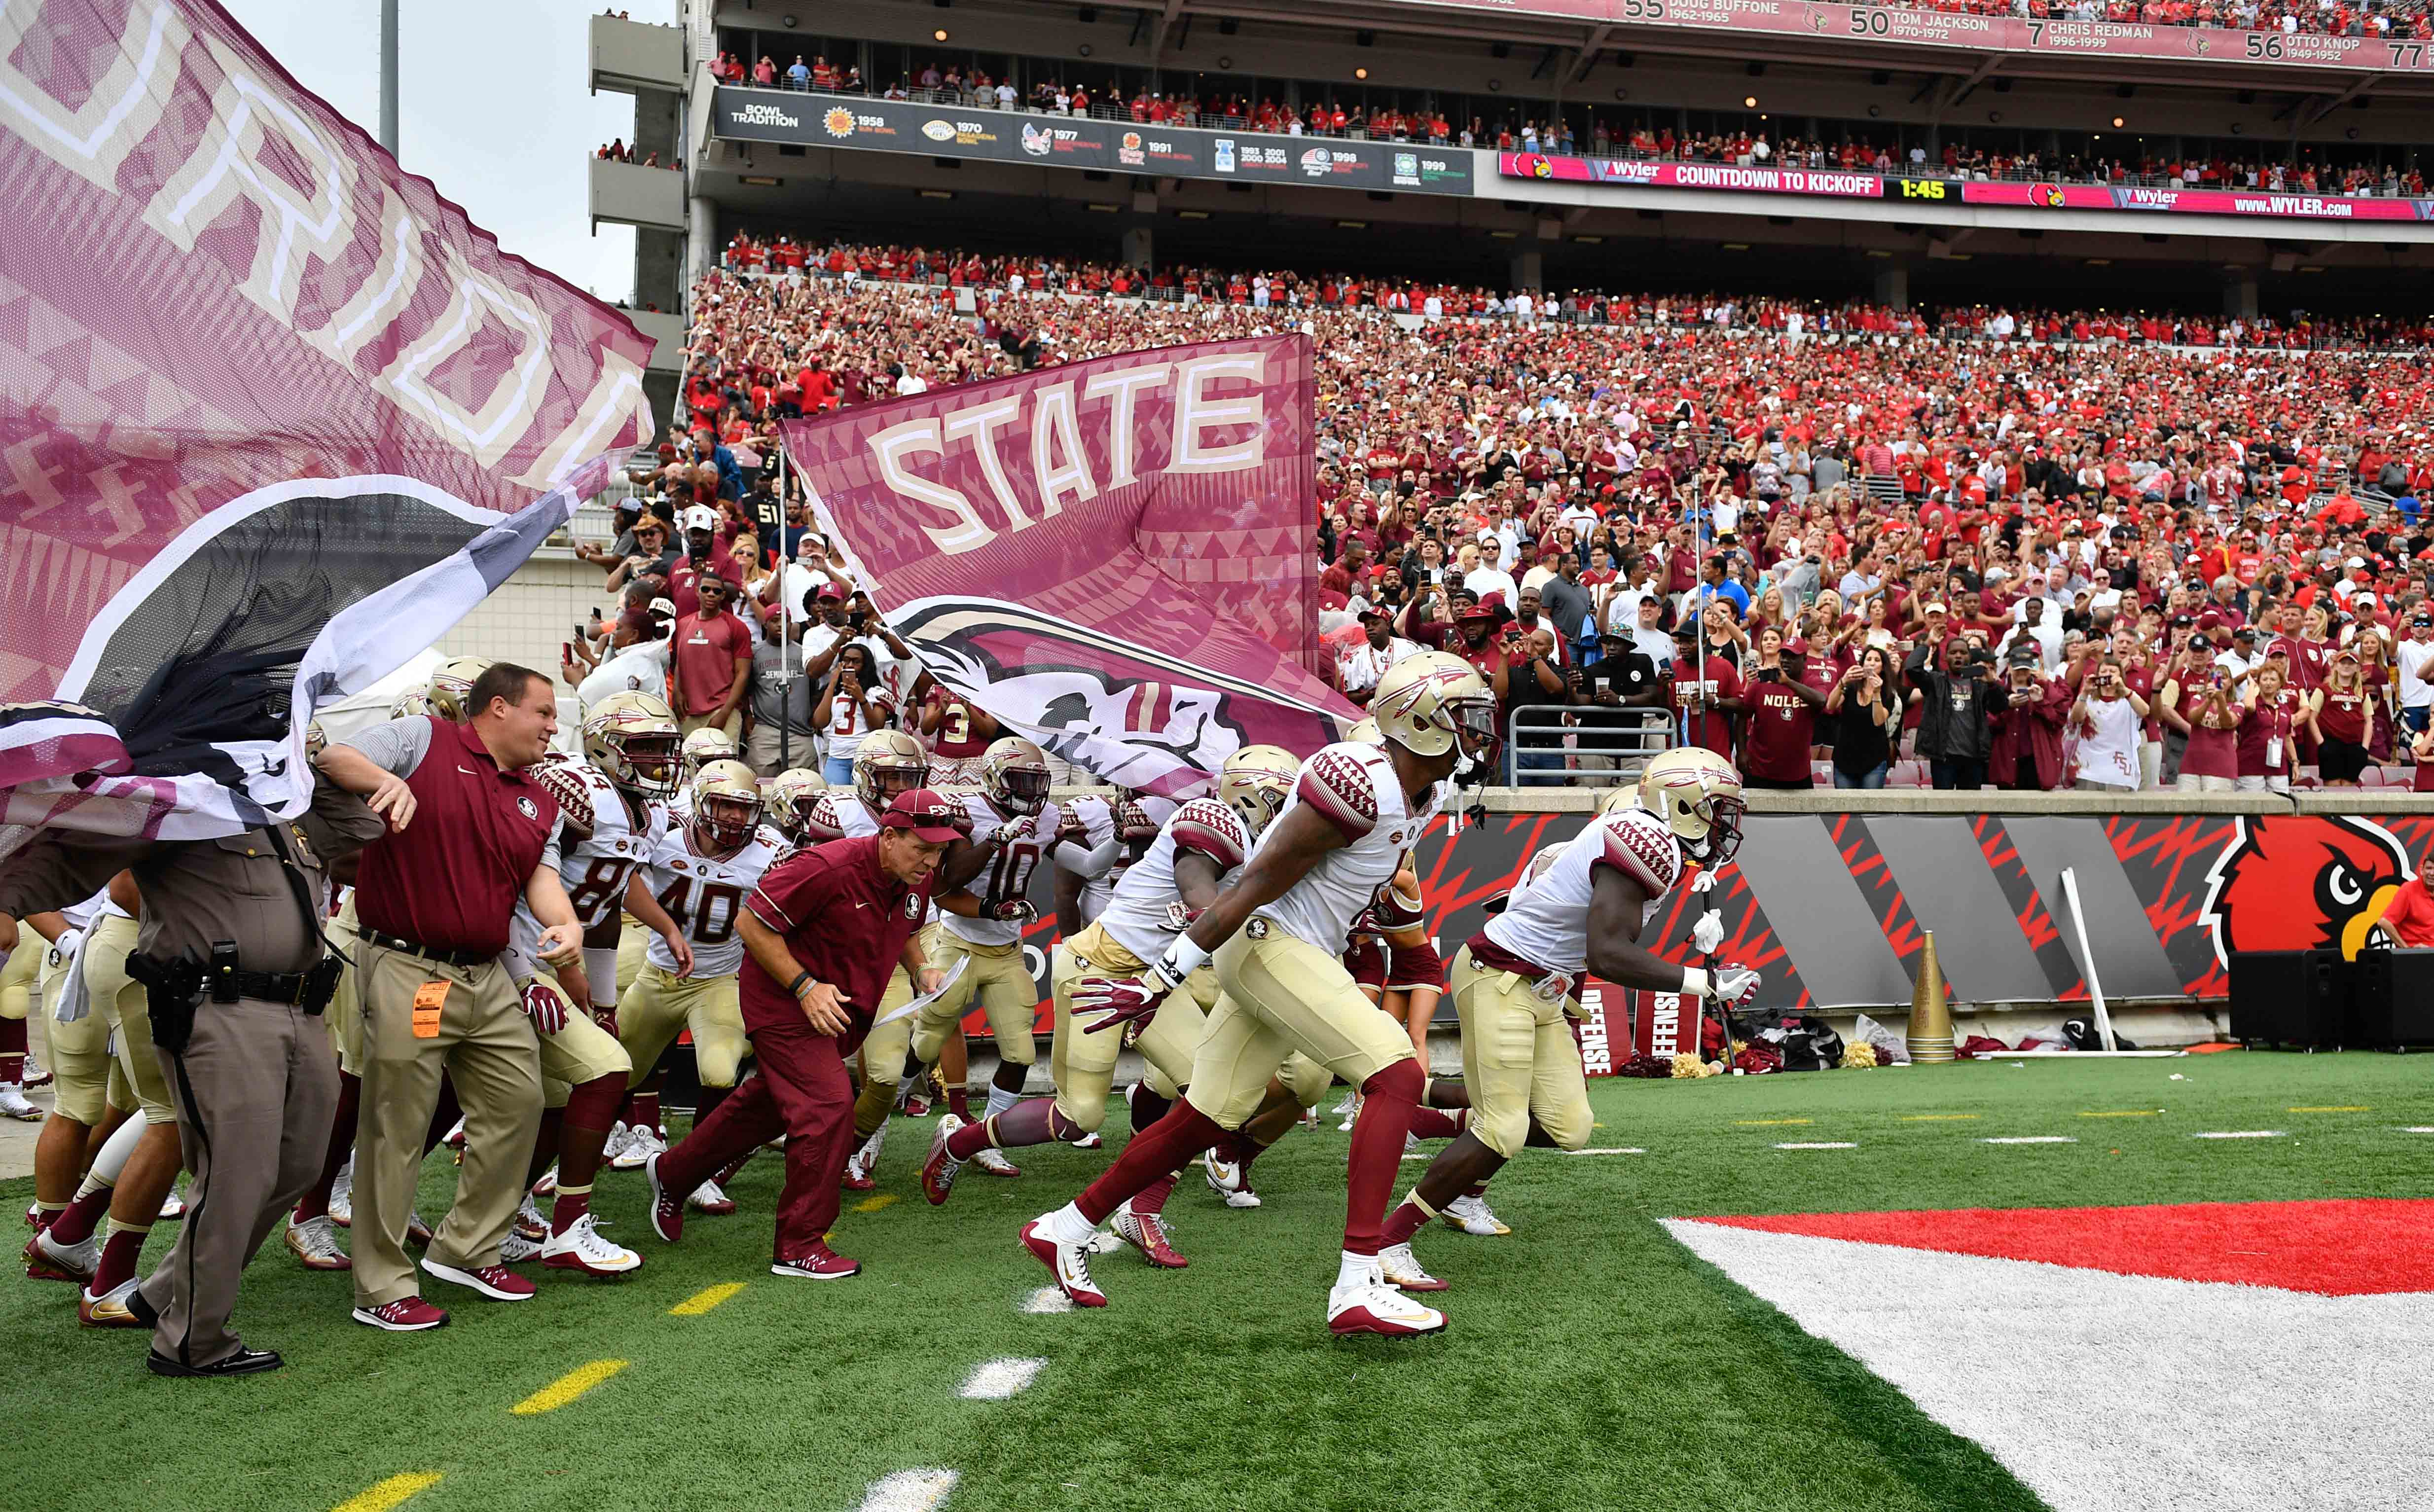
[317,662,584,1331]
[644,789,958,1278]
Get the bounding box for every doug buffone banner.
[0,0,654,863]
[783,335,1356,796]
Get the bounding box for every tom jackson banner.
[783,334,1356,796]
[0,0,654,862]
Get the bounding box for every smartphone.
[562,640,574,662]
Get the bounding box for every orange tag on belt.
[411,978,448,1039]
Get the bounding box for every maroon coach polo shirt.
[741,835,934,1049]
[354,717,558,957]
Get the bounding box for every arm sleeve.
[340,716,434,777]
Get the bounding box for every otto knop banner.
[952,810,2430,1061]
[0,0,654,862]
[784,335,1357,797]
[713,88,1474,196]
[1395,0,2434,73]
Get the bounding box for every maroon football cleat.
[920,1114,968,1206]
[644,1152,685,1243]
[1020,1216,1107,1308]
[1114,1203,1188,1268]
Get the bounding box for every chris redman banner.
[784,334,1355,796]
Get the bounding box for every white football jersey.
[801,789,883,843]
[1253,742,1439,954]
[640,821,787,977]
[942,791,1067,947]
[1059,793,1180,924]
[1483,803,1684,976]
[1098,797,1247,965]
[513,761,669,961]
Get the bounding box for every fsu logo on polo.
[903,895,920,918]
[2198,815,2412,968]
[516,795,539,821]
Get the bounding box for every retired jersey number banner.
[785,334,1354,796]
[0,0,654,863]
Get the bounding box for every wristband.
[1159,934,1212,984]
[1679,966,1711,1001]
[787,970,815,997]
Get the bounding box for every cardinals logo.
[2198,815,2413,968]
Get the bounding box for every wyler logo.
[1119,129,1146,167]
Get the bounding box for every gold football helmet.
[690,759,763,851]
[976,736,1052,817]
[680,725,738,782]
[582,691,682,796]
[1217,744,1298,839]
[853,728,931,812]
[768,767,828,842]
[427,656,494,723]
[1632,746,1747,866]
[1368,651,1498,767]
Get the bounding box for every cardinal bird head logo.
[2200,816,2414,968]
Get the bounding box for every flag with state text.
[0,0,655,862]
[784,333,1353,796]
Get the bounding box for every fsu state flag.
[0,0,654,861]
[783,333,1355,796]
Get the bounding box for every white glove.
[1711,965,1761,1009]
[46,926,84,972]
[1688,868,1719,897]
[1691,909,1725,956]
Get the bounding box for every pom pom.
[1843,1040,1879,1069]
[1669,1052,1704,1080]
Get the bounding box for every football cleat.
[529,1166,558,1199]
[543,1213,643,1276]
[513,1197,548,1244]
[285,1215,352,1271]
[1441,1194,1512,1237]
[643,1152,684,1243]
[26,1226,98,1283]
[1020,1216,1107,1308]
[842,1124,887,1192]
[770,1243,860,1280]
[1069,1130,1103,1150]
[601,1121,633,1166]
[0,1082,41,1121]
[406,1210,433,1247]
[896,1079,932,1118]
[352,1296,449,1332]
[499,1230,544,1264]
[1331,1090,1360,1120]
[442,1116,466,1150]
[79,1277,145,1329]
[24,1201,42,1229]
[1113,1202,1188,1268]
[973,1147,1021,1179]
[1338,1095,1364,1133]
[1327,1275,1448,1337]
[327,1159,354,1227]
[616,1123,667,1171]
[158,1186,185,1221]
[687,1180,736,1216]
[21,1056,50,1089]
[920,1114,968,1206]
[1201,1149,1261,1208]
[420,1259,536,1302]
[1379,1242,1449,1293]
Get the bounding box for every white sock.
[985,1082,1021,1122]
[1046,1201,1095,1245]
[1337,1250,1378,1290]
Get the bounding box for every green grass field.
[5,1051,2429,1512]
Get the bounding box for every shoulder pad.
[1168,799,1247,870]
[1593,808,1681,898]
[1295,749,1380,841]
[532,762,595,835]
[1052,803,1086,846]
[800,792,847,844]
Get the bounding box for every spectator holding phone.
[1826,645,1900,789]
[816,643,895,786]
[1505,625,1568,785]
[2172,657,2245,793]
[1739,625,1826,790]
[1906,637,2002,791]
[2069,655,2147,792]
[1665,621,1744,760]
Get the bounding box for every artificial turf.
[3,1051,2427,1512]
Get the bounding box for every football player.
[616,760,786,1216]
[1378,749,1757,1281]
[1043,788,1168,1151]
[765,768,828,849]
[1022,652,1497,1336]
[921,748,1298,1269]
[425,655,495,723]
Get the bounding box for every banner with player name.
[0,0,655,863]
[784,334,1355,797]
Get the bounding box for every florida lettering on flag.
[783,333,1355,796]
[0,0,654,862]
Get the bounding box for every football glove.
[45,926,84,972]
[1709,965,1761,1010]
[1688,868,1719,897]
[1691,909,1725,956]
[985,898,1037,925]
[519,978,569,1035]
[1076,957,1189,1036]
[1116,800,1159,842]
[1160,901,1202,933]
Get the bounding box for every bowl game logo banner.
[0,0,654,862]
[784,334,1356,796]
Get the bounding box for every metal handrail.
[1506,702,1672,787]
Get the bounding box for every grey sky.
[220,0,662,304]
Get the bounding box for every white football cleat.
[1328,1264,1447,1337]
[1019,1215,1107,1308]
[688,1180,736,1215]
[1331,1090,1359,1120]
[842,1124,887,1191]
[972,1146,1021,1179]
[441,1116,466,1150]
[21,1056,50,1089]
[0,1083,41,1121]
[158,1186,185,1221]
[601,1121,634,1168]
[327,1158,354,1228]
[542,1212,642,1276]
[1441,1194,1511,1237]
[499,1229,544,1263]
[1202,1148,1261,1208]
[1068,1130,1103,1150]
[284,1214,351,1271]
[1379,1242,1448,1292]
[513,1197,548,1243]
[33,1226,99,1283]
[1337,1095,1363,1133]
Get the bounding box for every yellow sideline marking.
[1735,1118,1811,1126]
[331,1473,442,1512]
[2288,1105,2370,1113]
[511,1359,628,1415]
[1900,1114,1981,1122]
[671,1283,744,1316]
[2078,1110,2162,1118]
[855,1193,900,1213]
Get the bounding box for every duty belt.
[360,928,492,970]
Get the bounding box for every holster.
[298,953,343,1016]
[125,951,206,1057]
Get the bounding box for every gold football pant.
[1185,926,1417,1131]
[1447,944,1593,1159]
[0,925,36,1022]
[79,913,175,1122]
[1047,922,1209,1134]
[41,946,121,1125]
[529,971,633,1110]
[911,933,1038,1068]
[618,965,747,1091]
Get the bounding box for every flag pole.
[777,444,794,773]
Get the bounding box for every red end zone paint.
[1685,1199,2434,1296]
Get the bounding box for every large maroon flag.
[783,334,1353,796]
[0,0,654,858]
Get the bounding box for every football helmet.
[1349,717,1382,744]
[1632,747,1747,867]
[582,691,682,796]
[388,690,435,720]
[680,725,738,782]
[1368,651,1498,769]
[976,736,1052,817]
[853,729,931,812]
[304,720,327,760]
[1217,744,1298,839]
[768,767,827,842]
[427,656,493,723]
[690,760,763,851]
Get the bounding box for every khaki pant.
[353,942,542,1308]
[1049,922,1209,1133]
[618,965,747,1090]
[679,710,742,744]
[325,898,365,1077]
[531,972,633,1109]
[0,927,36,1022]
[43,947,119,1125]
[1448,944,1593,1159]
[744,722,819,778]
[913,932,1038,1068]
[83,913,175,1122]
[1184,926,1416,1130]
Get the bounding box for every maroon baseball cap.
[883,789,968,843]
